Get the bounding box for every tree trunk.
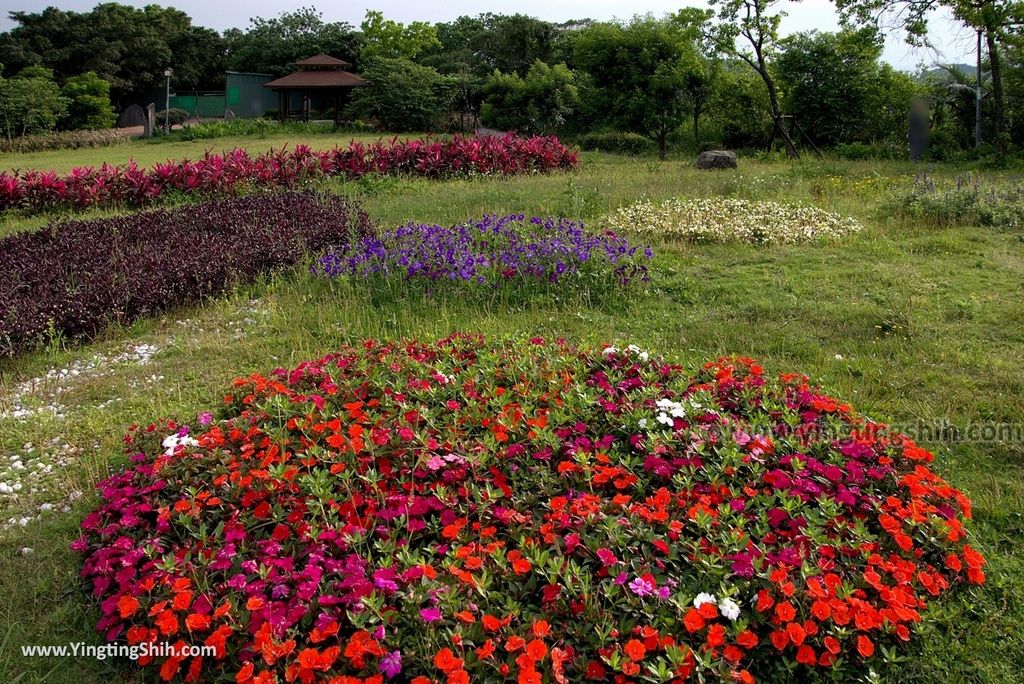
[756,62,799,158]
[693,104,701,147]
[657,132,668,160]
[985,29,1005,154]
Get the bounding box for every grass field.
[1,141,1023,682]
[0,130,420,175]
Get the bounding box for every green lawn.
[1,147,1023,682]
[0,130,423,174]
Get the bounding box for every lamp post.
[164,67,173,134]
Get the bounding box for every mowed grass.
[0,130,428,175]
[1,148,1023,682]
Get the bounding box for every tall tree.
[225,8,360,76]
[575,18,707,159]
[775,28,917,145]
[0,4,225,102]
[707,0,801,156]
[359,10,440,61]
[835,0,1024,152]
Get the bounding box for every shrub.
[349,58,453,132]
[60,71,117,131]
[0,193,373,356]
[156,108,191,127]
[0,128,127,153]
[576,130,655,155]
[481,61,579,135]
[74,336,985,682]
[316,214,652,299]
[604,197,863,244]
[884,172,1024,229]
[0,135,578,215]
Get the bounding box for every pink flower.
[420,606,442,622]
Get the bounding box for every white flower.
[694,592,717,608]
[638,418,649,429]
[602,346,618,357]
[719,597,741,621]
[656,413,674,426]
[627,344,641,353]
[162,434,199,456]
[835,354,844,360]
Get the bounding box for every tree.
[707,0,801,156]
[475,14,559,75]
[834,0,1024,153]
[775,28,917,146]
[0,67,68,140]
[481,60,579,134]
[61,71,116,130]
[0,4,226,102]
[575,18,708,159]
[359,11,441,62]
[349,58,453,132]
[225,8,360,76]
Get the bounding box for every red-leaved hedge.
[0,192,372,356]
[0,135,578,215]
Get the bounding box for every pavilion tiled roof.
[263,70,368,89]
[293,54,351,68]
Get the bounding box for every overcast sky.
[0,0,979,71]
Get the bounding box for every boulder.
[696,150,738,170]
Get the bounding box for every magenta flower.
[419,606,442,622]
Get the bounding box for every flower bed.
[0,193,372,356]
[604,198,862,245]
[75,335,984,682]
[316,214,652,288]
[0,134,578,214]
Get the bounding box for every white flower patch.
[603,197,862,245]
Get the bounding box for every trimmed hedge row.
[0,193,373,357]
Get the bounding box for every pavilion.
[263,54,368,124]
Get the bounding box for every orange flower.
[810,600,831,621]
[482,614,502,632]
[117,594,141,618]
[683,608,705,633]
[185,613,212,632]
[623,639,646,661]
[736,630,759,649]
[532,619,550,638]
[707,624,727,648]
[434,647,462,673]
[856,635,875,658]
[525,639,548,661]
[505,636,526,652]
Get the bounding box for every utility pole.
[975,30,982,148]
[164,67,173,135]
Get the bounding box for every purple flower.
[380,650,402,679]
[197,411,214,426]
